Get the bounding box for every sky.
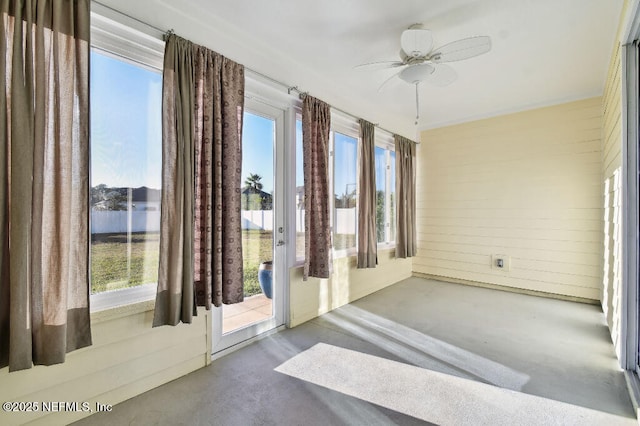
[296,121,358,197]
[91,50,277,194]
[90,50,362,197]
[90,50,162,189]
[242,112,275,193]
[333,132,357,197]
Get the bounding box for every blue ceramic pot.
[258,261,273,299]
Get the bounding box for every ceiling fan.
[358,24,492,124]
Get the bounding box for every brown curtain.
[154,34,244,327]
[0,0,91,372]
[357,119,377,268]
[302,96,331,280]
[395,135,417,258]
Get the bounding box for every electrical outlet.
[491,254,510,271]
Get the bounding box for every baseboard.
[624,370,640,420]
[412,272,600,305]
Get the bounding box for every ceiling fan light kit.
[399,63,434,84]
[360,24,492,125]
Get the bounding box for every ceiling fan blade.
[377,70,403,92]
[354,60,405,70]
[431,36,491,63]
[425,63,457,87]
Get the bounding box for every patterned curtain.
[395,135,417,258]
[357,119,377,268]
[0,0,92,371]
[302,96,332,280]
[154,34,244,327]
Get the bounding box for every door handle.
[276,240,285,246]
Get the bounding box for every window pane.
[90,50,162,294]
[240,112,274,301]
[375,146,387,243]
[334,132,357,251]
[295,119,305,260]
[390,151,396,242]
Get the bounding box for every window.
[375,141,396,246]
[295,116,360,259]
[240,110,275,299]
[89,13,164,307]
[332,131,358,253]
[90,50,162,295]
[295,118,305,261]
[294,117,397,260]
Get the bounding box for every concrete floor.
[75,277,635,425]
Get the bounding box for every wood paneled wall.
[289,249,412,327]
[0,305,209,425]
[416,98,604,301]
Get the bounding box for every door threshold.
[212,324,286,361]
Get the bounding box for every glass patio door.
[212,100,285,354]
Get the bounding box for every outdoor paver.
[242,294,272,309]
[222,294,272,334]
[223,310,272,333]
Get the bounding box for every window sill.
[377,242,396,250]
[90,283,156,323]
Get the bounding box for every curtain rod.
[93,1,166,35]
[92,1,418,144]
[286,86,412,141]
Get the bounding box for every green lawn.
[90,230,274,297]
[91,232,160,293]
[91,230,355,297]
[242,229,273,297]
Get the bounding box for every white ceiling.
[100,0,625,139]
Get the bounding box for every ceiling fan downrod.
[415,82,420,125]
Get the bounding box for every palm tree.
[243,173,264,210]
[244,173,263,193]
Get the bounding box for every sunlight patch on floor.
[275,343,635,426]
[323,304,529,390]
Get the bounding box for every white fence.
[241,209,355,234]
[242,210,274,231]
[91,211,161,234]
[91,208,356,234]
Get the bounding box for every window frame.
[89,12,165,312]
[619,0,640,404]
[375,133,396,249]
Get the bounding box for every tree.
[103,190,128,211]
[335,184,356,209]
[376,190,385,242]
[243,173,268,210]
[244,173,263,192]
[90,184,108,206]
[91,185,128,211]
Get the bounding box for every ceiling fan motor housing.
[400,26,433,58]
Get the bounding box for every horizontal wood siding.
[416,98,603,300]
[601,26,624,356]
[289,249,412,327]
[0,307,209,425]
